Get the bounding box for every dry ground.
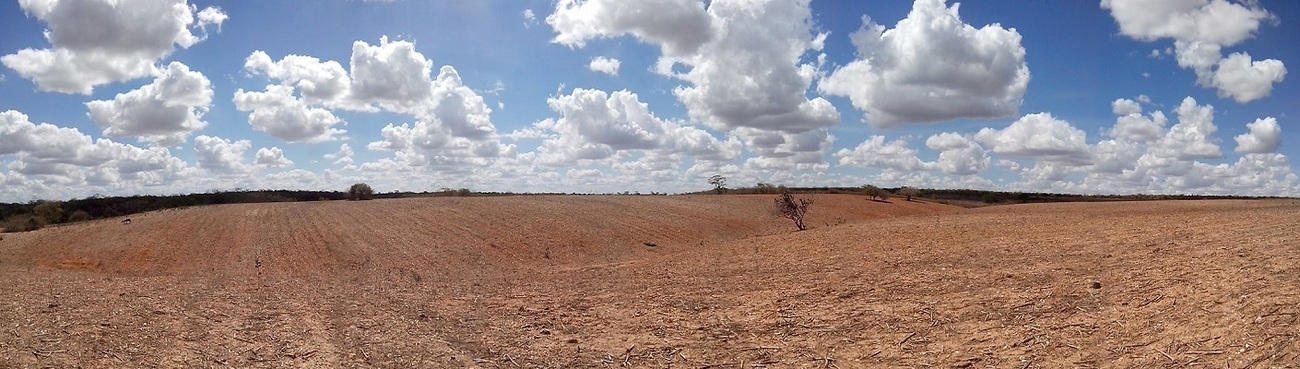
[0,195,1296,368]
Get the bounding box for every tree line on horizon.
[0,181,1275,233]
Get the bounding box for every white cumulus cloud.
[323,143,355,166]
[1109,98,1166,142]
[244,38,507,156]
[254,147,293,168]
[550,0,839,135]
[0,110,189,196]
[588,56,621,76]
[524,88,738,166]
[1234,117,1281,154]
[86,61,212,147]
[1,0,227,94]
[1103,0,1285,103]
[193,135,250,173]
[348,36,435,112]
[243,51,352,108]
[233,85,346,143]
[926,132,990,176]
[1151,97,1221,161]
[548,0,713,57]
[820,0,1029,127]
[975,113,1091,165]
[1212,52,1287,103]
[833,136,925,171]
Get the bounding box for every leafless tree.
[773,192,814,231]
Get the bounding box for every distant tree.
[708,175,727,194]
[67,210,93,223]
[773,192,814,231]
[897,186,920,201]
[348,183,375,201]
[862,184,889,201]
[755,182,775,194]
[1,214,41,233]
[33,201,64,224]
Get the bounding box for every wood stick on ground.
[900,332,917,345]
[623,344,634,366]
[1157,349,1175,363]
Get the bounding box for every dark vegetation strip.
[0,185,1281,233]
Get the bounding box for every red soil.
[0,195,1296,368]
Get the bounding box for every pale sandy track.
[0,196,1295,368]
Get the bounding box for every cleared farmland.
[0,195,1296,368]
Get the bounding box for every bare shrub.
[897,186,920,201]
[2,214,42,233]
[773,192,814,231]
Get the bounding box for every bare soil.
[0,195,1296,368]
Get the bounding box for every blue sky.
[0,0,1296,202]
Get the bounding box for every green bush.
[862,184,889,201]
[348,183,375,201]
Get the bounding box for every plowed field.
[1,195,1297,368]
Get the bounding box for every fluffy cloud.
[522,9,537,27]
[975,113,1090,165]
[245,38,443,113]
[820,0,1029,127]
[254,147,292,168]
[551,0,839,135]
[86,61,212,147]
[425,66,497,140]
[244,38,505,156]
[322,143,355,166]
[366,120,513,169]
[833,136,925,171]
[737,128,833,171]
[348,36,435,112]
[232,85,346,143]
[673,0,837,133]
[1102,0,1270,45]
[926,132,989,176]
[243,51,352,108]
[548,0,713,56]
[196,6,228,32]
[986,96,1300,197]
[1234,117,1281,154]
[1150,97,1221,161]
[835,133,989,176]
[1103,0,1285,103]
[0,110,189,198]
[193,135,250,173]
[1211,53,1287,103]
[1109,98,1166,142]
[523,88,738,166]
[588,56,621,76]
[1,0,226,94]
